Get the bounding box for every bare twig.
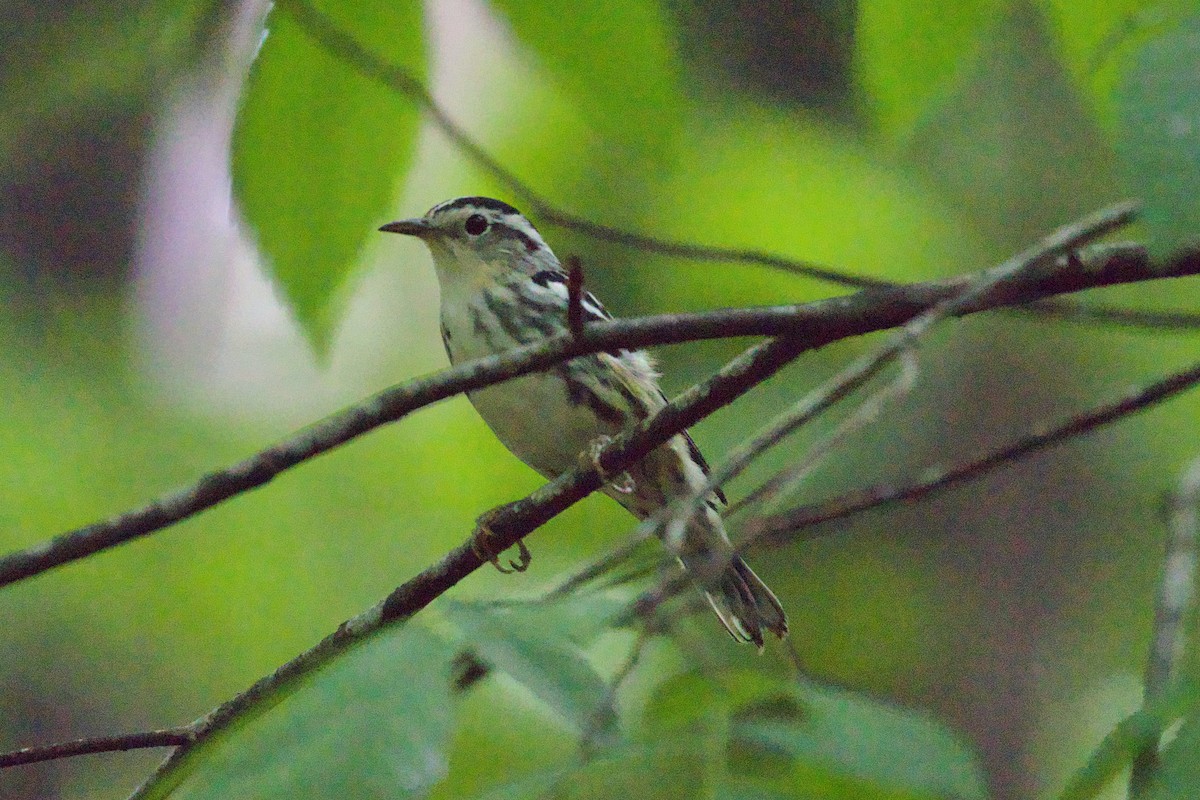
[1130,456,1200,796]
[566,255,585,337]
[630,201,1137,609]
[726,348,919,519]
[747,358,1200,545]
[120,334,807,795]
[552,205,1140,605]
[279,1,1200,337]
[5,228,1186,589]
[0,729,193,769]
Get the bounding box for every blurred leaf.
[0,0,218,175]
[1038,0,1193,130]
[139,624,456,799]
[855,0,1002,141]
[445,601,611,733]
[711,781,792,800]
[723,672,987,800]
[906,1,1116,249]
[563,735,714,799]
[492,593,627,648]
[489,0,682,164]
[1056,680,1200,800]
[472,735,718,800]
[642,671,728,733]
[1114,13,1200,255]
[1146,720,1200,799]
[232,0,424,352]
[1145,698,1200,799]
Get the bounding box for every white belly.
[468,373,609,478]
[440,294,610,478]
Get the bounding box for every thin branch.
[0,729,193,769]
[725,348,919,520]
[5,218,1184,589]
[553,205,1140,604]
[126,333,811,795]
[630,201,1138,614]
[1130,456,1200,797]
[625,357,1200,639]
[566,255,585,337]
[746,358,1200,545]
[277,0,877,288]
[279,0,1200,337]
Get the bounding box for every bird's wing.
[664,393,728,506]
[530,270,610,323]
[533,269,728,506]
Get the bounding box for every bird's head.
[380,196,554,284]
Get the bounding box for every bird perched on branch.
[381,197,787,647]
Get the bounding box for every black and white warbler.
[381,197,787,647]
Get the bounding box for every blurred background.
[2,0,1198,798]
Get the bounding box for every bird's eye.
[464,214,488,236]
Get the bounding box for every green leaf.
[445,601,611,733]
[488,0,682,164]
[1114,14,1200,255]
[472,736,718,800]
[642,671,728,734]
[232,0,424,352]
[137,624,456,799]
[724,672,987,800]
[1055,680,1200,800]
[1146,700,1200,799]
[855,0,1002,141]
[1038,0,1193,130]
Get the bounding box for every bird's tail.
[695,552,789,649]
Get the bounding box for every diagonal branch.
[3,206,1183,786]
[279,0,1200,334]
[2,212,1174,588]
[277,0,874,288]
[745,357,1200,546]
[0,729,194,769]
[121,334,807,796]
[625,356,1200,636]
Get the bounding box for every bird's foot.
[472,506,532,574]
[583,435,636,494]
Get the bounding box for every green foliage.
[488,0,683,167]
[721,672,987,800]
[1144,699,1200,799]
[11,1,1200,798]
[854,0,1002,141]
[1055,680,1200,800]
[444,601,615,734]
[1114,13,1200,255]
[232,0,425,352]
[138,624,456,800]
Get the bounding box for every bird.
[380,196,787,647]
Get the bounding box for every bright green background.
[3,1,1200,798]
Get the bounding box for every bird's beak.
[379,218,432,237]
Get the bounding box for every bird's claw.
[473,508,532,574]
[584,435,636,494]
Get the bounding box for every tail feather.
[702,555,789,649]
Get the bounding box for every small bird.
[381,197,787,646]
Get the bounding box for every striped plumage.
[381,197,788,647]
